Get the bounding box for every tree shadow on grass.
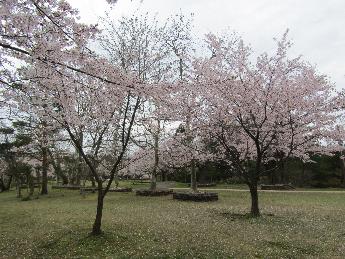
[37,227,139,257]
[37,229,80,249]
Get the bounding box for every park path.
[170,187,345,194]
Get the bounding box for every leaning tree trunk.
[249,183,260,217]
[41,146,49,195]
[76,132,84,186]
[190,159,197,193]
[92,182,105,236]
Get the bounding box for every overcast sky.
[68,0,345,90]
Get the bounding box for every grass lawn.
[0,187,344,258]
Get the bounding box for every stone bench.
[108,187,132,192]
[136,189,173,196]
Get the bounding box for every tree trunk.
[16,178,22,198]
[36,169,41,184]
[76,154,82,186]
[55,163,68,185]
[300,161,306,187]
[61,174,68,185]
[150,173,157,191]
[91,183,104,236]
[270,168,275,185]
[41,146,48,195]
[114,173,119,188]
[0,178,4,192]
[341,157,345,188]
[1,175,13,191]
[150,132,159,191]
[280,161,285,184]
[25,173,34,198]
[76,132,84,186]
[91,176,96,187]
[162,170,167,182]
[341,165,345,188]
[249,184,260,217]
[48,149,68,185]
[190,159,197,193]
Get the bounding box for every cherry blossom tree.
[195,31,337,216]
[163,85,211,192]
[100,12,170,191]
[157,14,204,192]
[100,12,196,192]
[1,0,145,235]
[125,116,213,193]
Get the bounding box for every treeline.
[1,122,345,193]
[167,154,345,188]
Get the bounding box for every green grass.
[0,187,345,258]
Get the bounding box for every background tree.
[99,11,194,191]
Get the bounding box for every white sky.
[68,0,345,90]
